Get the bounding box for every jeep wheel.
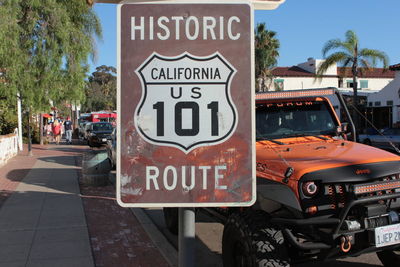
[377,248,400,267]
[163,208,179,235]
[222,211,289,267]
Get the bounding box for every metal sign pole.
[178,207,195,267]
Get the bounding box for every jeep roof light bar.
[256,87,357,141]
[255,88,335,100]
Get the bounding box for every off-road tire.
[163,207,179,235]
[222,210,289,267]
[377,248,400,267]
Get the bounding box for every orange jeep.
[165,88,400,267]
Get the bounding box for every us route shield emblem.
[134,52,238,153]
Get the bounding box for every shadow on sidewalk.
[38,156,80,167]
[5,168,80,195]
[31,144,91,155]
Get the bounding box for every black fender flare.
[255,179,302,212]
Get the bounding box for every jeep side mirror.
[341,123,348,133]
[336,122,348,138]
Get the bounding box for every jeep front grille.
[301,174,400,216]
[326,184,347,210]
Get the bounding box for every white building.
[366,64,400,128]
[269,58,394,92]
[265,58,397,129]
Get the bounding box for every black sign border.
[135,52,237,152]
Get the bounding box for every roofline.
[272,66,395,78]
[389,64,400,71]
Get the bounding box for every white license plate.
[375,223,400,248]
[102,138,107,142]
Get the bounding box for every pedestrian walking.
[52,120,61,145]
[64,116,73,144]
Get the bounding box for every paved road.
[143,208,384,267]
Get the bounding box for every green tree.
[83,65,117,112]
[0,0,101,149]
[0,100,17,135]
[255,23,280,92]
[317,30,388,129]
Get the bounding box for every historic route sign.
[117,2,255,207]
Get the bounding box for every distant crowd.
[44,116,73,145]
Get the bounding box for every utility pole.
[17,93,23,151]
[27,107,33,156]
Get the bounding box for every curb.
[131,208,178,267]
[109,171,178,267]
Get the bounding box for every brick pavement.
[0,143,171,267]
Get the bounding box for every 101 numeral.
[153,101,219,137]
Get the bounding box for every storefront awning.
[43,114,53,118]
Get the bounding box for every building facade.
[267,58,394,92]
[366,64,400,128]
[264,58,397,130]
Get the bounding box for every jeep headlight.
[302,181,319,197]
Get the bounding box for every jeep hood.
[256,138,400,181]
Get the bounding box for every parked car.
[359,128,400,152]
[87,122,113,147]
[106,128,116,169]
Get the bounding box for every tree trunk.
[17,93,23,151]
[39,113,43,145]
[27,108,33,156]
[352,61,359,140]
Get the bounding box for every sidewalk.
[0,143,171,267]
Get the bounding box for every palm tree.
[317,30,388,129]
[255,23,280,92]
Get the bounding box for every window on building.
[346,80,354,88]
[375,101,381,106]
[274,79,284,91]
[368,102,373,107]
[387,100,393,106]
[360,80,368,89]
[338,79,343,88]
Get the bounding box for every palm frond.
[359,48,389,68]
[317,52,349,76]
[359,58,371,69]
[337,57,353,77]
[345,30,359,47]
[322,39,343,57]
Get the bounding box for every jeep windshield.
[256,101,338,140]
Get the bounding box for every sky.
[89,0,400,74]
